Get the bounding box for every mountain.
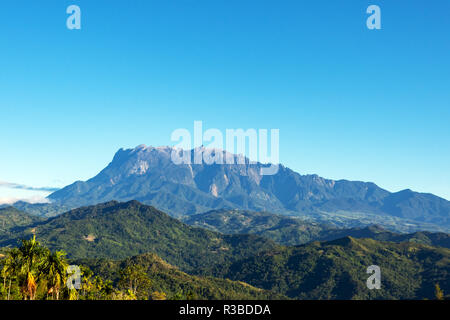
[0,201,279,274]
[183,209,327,245]
[76,252,286,300]
[0,207,43,230]
[318,226,450,248]
[0,207,44,240]
[11,201,69,218]
[183,209,450,248]
[212,237,450,300]
[45,145,450,230]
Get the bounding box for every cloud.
[0,195,51,205]
[0,181,60,193]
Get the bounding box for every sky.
[0,0,449,203]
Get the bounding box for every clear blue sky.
[0,0,449,203]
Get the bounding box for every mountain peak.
[47,145,450,229]
[324,236,365,249]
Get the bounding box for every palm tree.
[435,283,444,300]
[1,248,21,300]
[79,266,95,299]
[41,250,69,300]
[18,236,46,300]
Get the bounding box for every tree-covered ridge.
[0,238,280,300]
[1,201,448,300]
[0,207,44,236]
[8,202,70,218]
[0,201,280,273]
[76,253,286,300]
[183,209,450,247]
[212,237,450,300]
[183,209,325,245]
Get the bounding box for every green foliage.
[0,238,136,300]
[0,201,279,274]
[76,265,116,300]
[78,252,286,300]
[1,202,449,300]
[1,237,281,300]
[118,264,151,299]
[0,236,69,300]
[183,209,326,246]
[9,202,69,218]
[184,209,450,248]
[41,250,69,300]
[212,237,450,300]
[0,207,44,240]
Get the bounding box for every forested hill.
[0,201,448,300]
[75,252,286,300]
[183,209,450,247]
[212,237,450,300]
[0,201,279,273]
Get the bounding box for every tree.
[186,290,197,300]
[151,291,167,300]
[79,265,95,299]
[17,236,47,300]
[435,283,444,300]
[1,238,116,301]
[69,288,78,300]
[118,264,151,299]
[170,290,184,300]
[170,290,196,300]
[41,250,69,300]
[1,248,21,300]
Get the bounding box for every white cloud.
[0,181,59,192]
[0,195,51,205]
[0,183,54,205]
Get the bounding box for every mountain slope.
[1,201,448,300]
[183,209,326,245]
[212,237,450,300]
[10,201,69,218]
[0,201,279,273]
[77,252,286,300]
[183,209,450,247]
[0,207,44,240]
[318,226,450,248]
[45,145,450,229]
